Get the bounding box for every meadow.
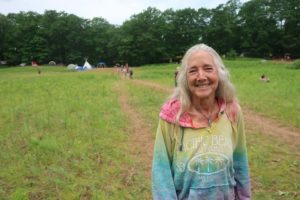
[0,59,299,200]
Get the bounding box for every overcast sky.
[0,0,248,25]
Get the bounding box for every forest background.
[0,0,299,66]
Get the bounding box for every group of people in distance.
[116,63,133,79]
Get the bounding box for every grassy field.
[135,59,300,128]
[0,60,299,199]
[0,67,151,199]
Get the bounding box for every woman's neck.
[191,96,216,113]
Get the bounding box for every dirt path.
[242,108,300,155]
[114,81,154,179]
[132,79,300,155]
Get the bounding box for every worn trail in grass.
[114,81,154,179]
[131,79,300,155]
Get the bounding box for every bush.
[226,49,238,60]
[292,59,300,69]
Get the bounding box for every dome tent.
[67,64,76,70]
[49,61,56,66]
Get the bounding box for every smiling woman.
[186,50,219,107]
[152,44,251,200]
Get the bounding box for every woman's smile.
[187,50,219,101]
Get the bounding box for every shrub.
[292,59,300,69]
[226,49,238,60]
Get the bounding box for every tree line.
[0,0,299,66]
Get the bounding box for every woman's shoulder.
[224,99,242,123]
[159,99,180,124]
[159,99,193,128]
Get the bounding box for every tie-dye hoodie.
[152,98,251,200]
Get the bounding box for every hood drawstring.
[179,127,184,151]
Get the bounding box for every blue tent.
[97,62,106,68]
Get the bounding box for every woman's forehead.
[188,51,215,66]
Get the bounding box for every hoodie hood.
[159,98,238,128]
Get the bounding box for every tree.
[1,1,299,66]
[83,17,116,65]
[0,14,10,61]
[162,8,205,61]
[118,7,166,65]
[40,11,88,64]
[204,0,242,55]
[239,0,279,57]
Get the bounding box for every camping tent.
[97,62,106,68]
[49,61,56,66]
[83,60,92,70]
[67,64,76,70]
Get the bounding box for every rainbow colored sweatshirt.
[152,99,251,200]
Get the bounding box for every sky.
[0,0,248,25]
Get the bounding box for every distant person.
[152,44,251,200]
[31,61,38,66]
[129,69,133,79]
[174,67,180,87]
[37,67,41,75]
[260,74,270,82]
[124,63,133,78]
[125,63,129,73]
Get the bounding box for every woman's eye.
[188,70,197,74]
[205,67,213,71]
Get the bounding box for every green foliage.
[292,59,300,69]
[1,0,300,66]
[226,49,238,60]
[10,187,28,200]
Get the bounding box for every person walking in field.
[129,69,133,79]
[152,44,251,200]
[124,63,133,79]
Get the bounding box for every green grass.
[0,62,299,199]
[227,59,300,128]
[247,131,300,200]
[134,60,300,129]
[0,67,150,199]
[133,64,176,87]
[124,80,169,136]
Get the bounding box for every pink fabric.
[159,99,193,127]
[159,98,238,128]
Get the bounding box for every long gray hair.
[170,43,236,122]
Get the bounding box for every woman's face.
[186,50,219,101]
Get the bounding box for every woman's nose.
[196,69,206,79]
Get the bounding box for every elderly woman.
[152,44,251,200]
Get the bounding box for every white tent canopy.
[83,60,92,70]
